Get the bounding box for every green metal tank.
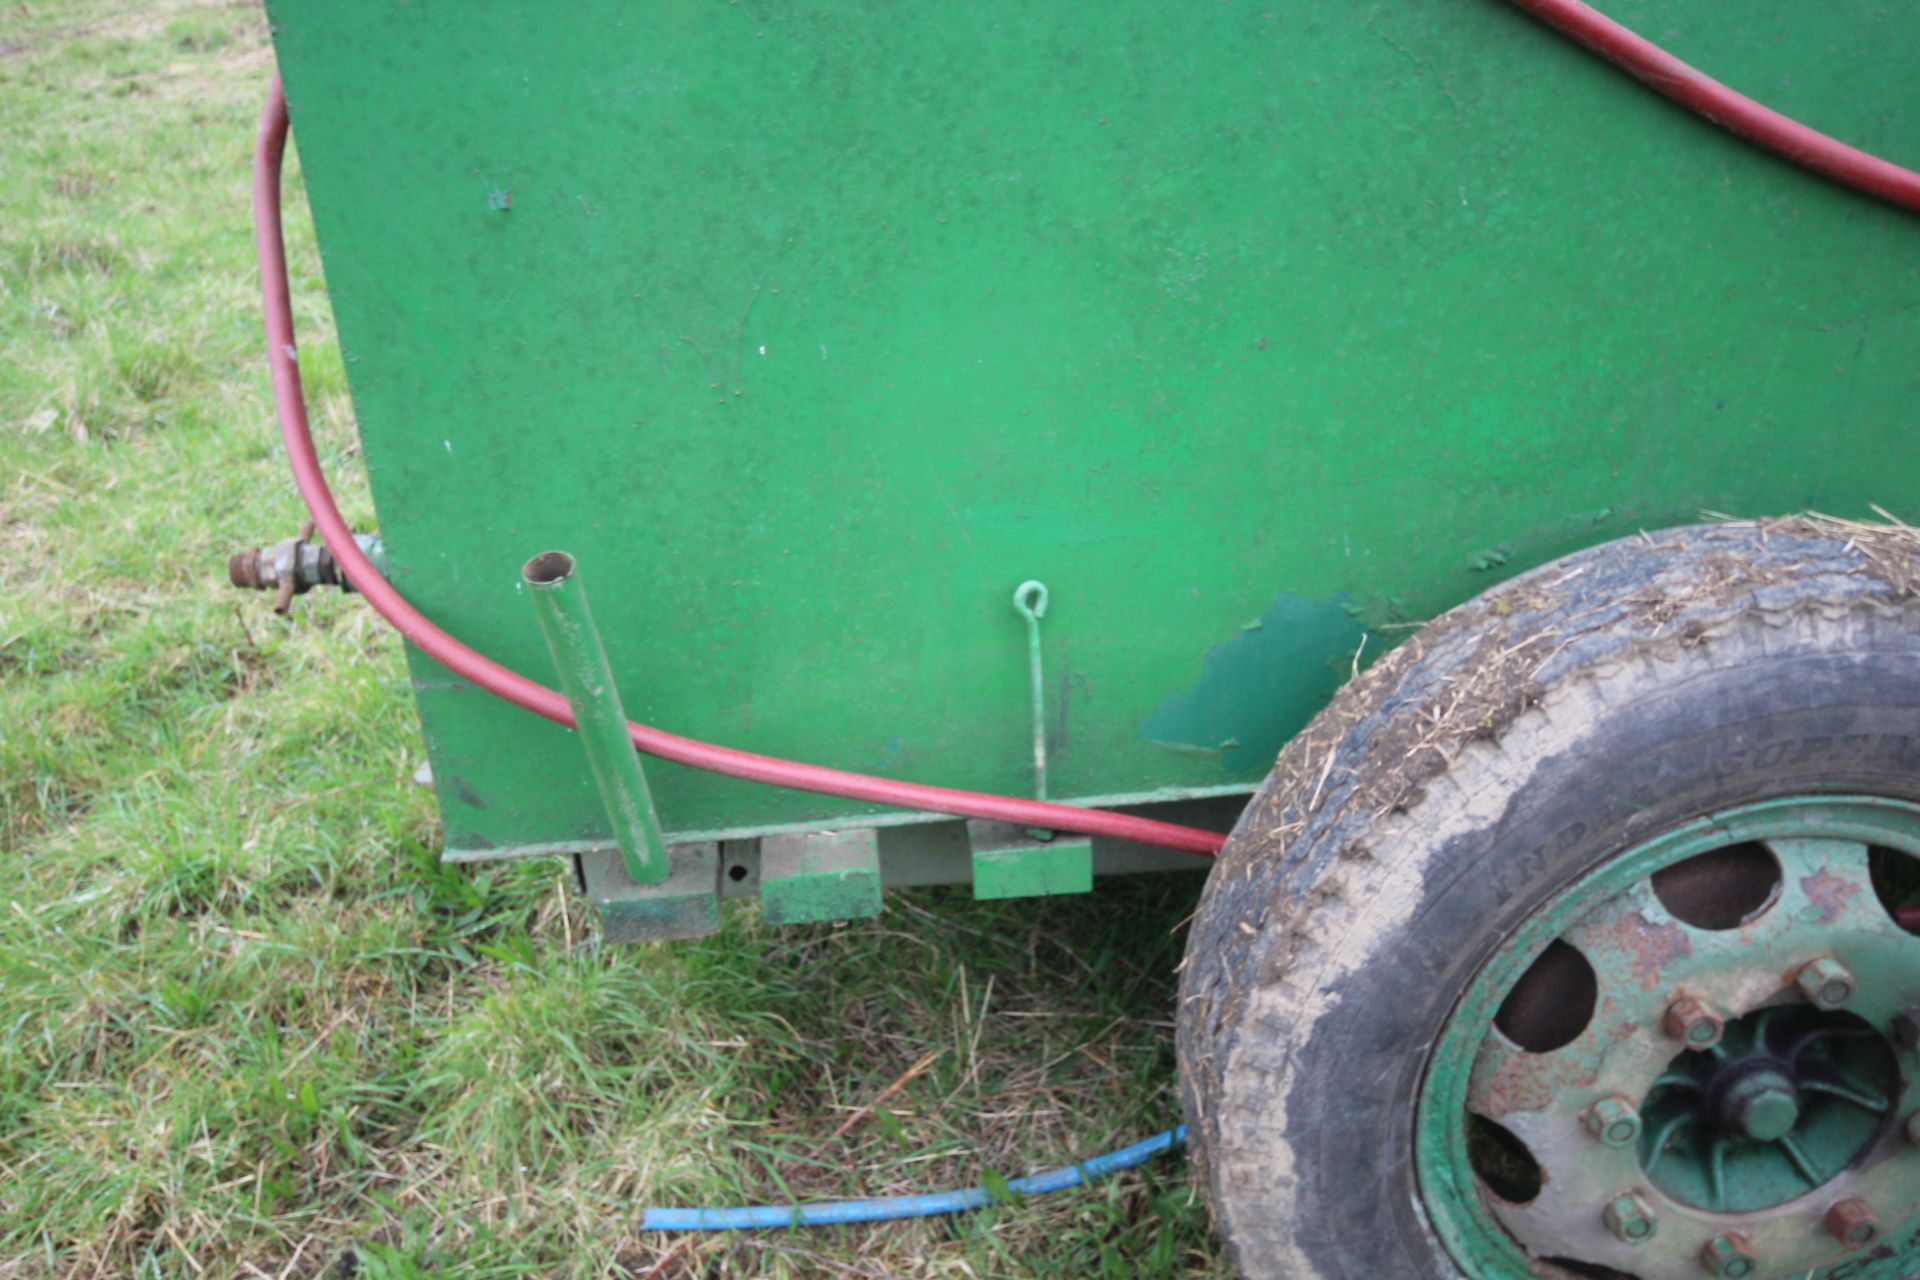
[262,0,1920,931]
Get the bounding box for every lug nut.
[1699,1232,1757,1278]
[1585,1096,1643,1149]
[1795,957,1856,1010]
[1825,1197,1879,1249]
[1603,1191,1657,1245]
[1664,995,1725,1051]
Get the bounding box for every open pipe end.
[229,550,264,589]
[523,550,576,587]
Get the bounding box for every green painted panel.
[265,1,1920,852]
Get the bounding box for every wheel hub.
[1642,1005,1899,1213]
[1415,798,1920,1279]
[1713,1067,1800,1144]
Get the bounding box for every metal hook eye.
[1013,579,1050,621]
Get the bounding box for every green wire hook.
[1012,580,1052,810]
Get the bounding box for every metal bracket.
[761,829,883,924]
[578,843,722,943]
[969,820,1093,900]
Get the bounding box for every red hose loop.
[1509,0,1920,213]
[253,75,1226,857]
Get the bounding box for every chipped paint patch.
[1798,867,1860,925]
[1605,908,1694,991]
[1469,1033,1607,1120]
[1142,590,1366,773]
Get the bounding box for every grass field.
[0,4,1229,1276]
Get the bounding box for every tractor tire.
[1177,520,1920,1280]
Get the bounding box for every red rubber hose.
[1508,0,1920,212]
[253,75,1225,857]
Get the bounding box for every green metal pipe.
[522,551,671,885]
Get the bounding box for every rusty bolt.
[1585,1096,1643,1149]
[1699,1233,1757,1279]
[1664,995,1725,1051]
[1603,1191,1657,1245]
[1795,957,1856,1010]
[1825,1197,1880,1249]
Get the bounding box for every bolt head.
[1720,1071,1801,1144]
[1795,956,1855,1010]
[1603,1192,1657,1245]
[1585,1096,1643,1149]
[1700,1233,1757,1279]
[1664,995,1725,1051]
[1825,1197,1879,1249]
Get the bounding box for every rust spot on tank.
[1799,868,1859,925]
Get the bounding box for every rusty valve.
[1663,995,1725,1051]
[1824,1197,1879,1249]
[229,522,378,614]
[1794,957,1856,1011]
[1699,1232,1757,1279]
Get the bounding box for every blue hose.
[641,1125,1186,1231]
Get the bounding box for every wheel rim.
[1416,797,1920,1279]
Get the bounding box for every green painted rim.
[1414,796,1920,1279]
